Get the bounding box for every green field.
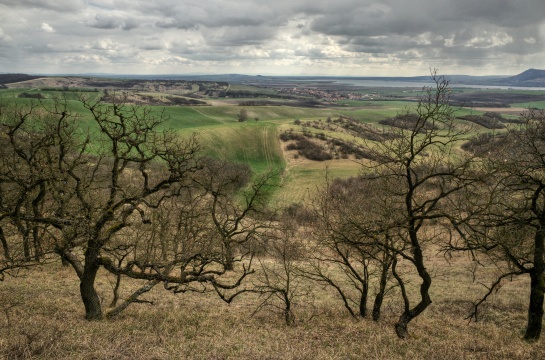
[1,82,539,206]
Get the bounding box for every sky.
[0,0,543,77]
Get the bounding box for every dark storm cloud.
[89,13,139,31]
[309,0,544,36]
[203,26,278,47]
[145,0,288,29]
[0,0,543,75]
[0,0,84,12]
[299,0,544,73]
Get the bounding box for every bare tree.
[452,109,545,341]
[0,95,256,320]
[0,100,70,275]
[193,158,276,271]
[307,175,396,320]
[357,72,476,338]
[252,216,308,326]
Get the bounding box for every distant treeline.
[0,73,41,88]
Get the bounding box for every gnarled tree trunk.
[373,258,391,321]
[395,240,432,339]
[524,229,545,341]
[80,246,103,320]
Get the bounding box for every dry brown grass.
[0,252,543,360]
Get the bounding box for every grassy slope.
[0,87,504,206]
[0,87,530,206]
[0,253,542,359]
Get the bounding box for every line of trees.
[2,76,545,342]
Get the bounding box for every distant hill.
[0,73,41,86]
[416,69,545,88]
[503,68,545,85]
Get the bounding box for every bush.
[457,114,506,129]
[379,113,438,132]
[283,135,332,161]
[461,132,506,153]
[17,92,45,99]
[283,203,316,224]
[280,131,304,142]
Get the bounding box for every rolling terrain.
[2,74,545,358]
[1,73,543,205]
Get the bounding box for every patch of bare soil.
[5,77,89,89]
[102,93,208,106]
[6,77,228,98]
[472,107,528,116]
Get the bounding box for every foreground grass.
[1,254,543,360]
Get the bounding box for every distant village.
[278,87,378,102]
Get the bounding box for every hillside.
[0,73,40,87]
[503,68,545,86]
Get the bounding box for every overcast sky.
[0,0,543,76]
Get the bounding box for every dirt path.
[190,107,219,121]
[199,131,222,155]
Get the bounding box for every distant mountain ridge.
[1,69,544,88]
[412,69,545,87]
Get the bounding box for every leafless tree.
[0,95,257,320]
[350,72,477,338]
[193,158,276,271]
[252,216,308,326]
[306,174,396,320]
[0,100,72,276]
[450,109,545,341]
[372,73,475,338]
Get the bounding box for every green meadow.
[1,84,540,206]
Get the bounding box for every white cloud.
[465,32,513,49]
[41,23,55,33]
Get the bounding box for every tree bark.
[395,296,432,339]
[359,263,369,317]
[224,241,235,271]
[22,228,31,261]
[524,270,544,340]
[283,291,294,326]
[395,240,432,338]
[373,260,390,321]
[32,182,46,260]
[106,280,159,319]
[524,229,545,341]
[80,246,103,320]
[0,227,10,259]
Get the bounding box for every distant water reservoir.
[332,79,545,91]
